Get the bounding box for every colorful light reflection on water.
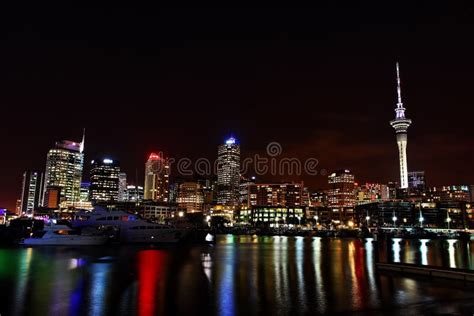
[0,237,473,315]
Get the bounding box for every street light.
[392,215,397,227]
[446,212,452,230]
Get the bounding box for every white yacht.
[72,207,187,243]
[21,224,109,246]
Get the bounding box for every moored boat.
[21,224,109,246]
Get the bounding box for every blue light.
[103,159,113,164]
[225,137,236,145]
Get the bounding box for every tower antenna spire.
[396,62,403,108]
[390,62,412,189]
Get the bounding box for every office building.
[355,183,390,205]
[144,153,170,202]
[239,176,256,206]
[20,171,44,215]
[425,186,471,202]
[328,169,355,208]
[177,182,204,213]
[245,182,303,208]
[44,132,85,206]
[126,185,144,202]
[89,158,120,202]
[217,137,240,206]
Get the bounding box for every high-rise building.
[408,171,426,190]
[144,153,170,202]
[20,171,44,215]
[44,132,85,206]
[118,172,127,201]
[240,176,256,206]
[217,137,240,206]
[328,169,355,208]
[390,63,412,189]
[126,185,144,202]
[177,182,204,213]
[89,158,120,202]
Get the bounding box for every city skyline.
[2,5,474,210]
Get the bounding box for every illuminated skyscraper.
[217,137,240,206]
[144,153,170,202]
[20,171,44,215]
[44,131,85,206]
[89,158,120,202]
[328,169,355,208]
[390,63,412,189]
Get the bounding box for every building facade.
[217,137,240,206]
[144,153,170,202]
[44,134,85,206]
[89,158,120,202]
[328,169,355,208]
[177,182,204,213]
[355,183,390,205]
[43,186,61,209]
[20,171,44,215]
[244,182,304,208]
[238,206,305,226]
[126,185,144,202]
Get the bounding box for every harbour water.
[0,236,473,315]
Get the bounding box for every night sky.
[1,4,474,210]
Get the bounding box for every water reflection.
[420,239,429,266]
[0,238,473,315]
[12,247,32,316]
[392,238,402,263]
[89,262,111,315]
[447,239,457,269]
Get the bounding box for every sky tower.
[390,62,412,189]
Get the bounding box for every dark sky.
[1,4,474,210]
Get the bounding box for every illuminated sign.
[103,159,113,164]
